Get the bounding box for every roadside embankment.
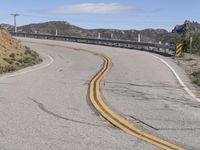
[0,28,42,74]
[173,53,200,87]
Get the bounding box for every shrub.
[171,32,200,55]
[192,71,200,86]
[9,53,15,58]
[25,48,32,55]
[0,65,16,73]
[3,58,13,64]
[1,47,42,74]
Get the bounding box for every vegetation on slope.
[171,32,200,55]
[192,71,200,86]
[171,20,200,55]
[0,28,42,74]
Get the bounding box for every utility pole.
[11,14,20,32]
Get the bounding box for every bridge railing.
[10,32,175,56]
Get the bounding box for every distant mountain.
[18,21,91,37]
[8,21,174,44]
[4,20,200,44]
[172,20,200,35]
[0,24,14,31]
[88,28,174,44]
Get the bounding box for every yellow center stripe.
[89,53,186,150]
[25,40,186,149]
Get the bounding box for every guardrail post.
[190,36,193,55]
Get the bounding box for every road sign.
[176,43,183,57]
[190,37,193,55]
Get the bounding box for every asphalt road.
[0,37,200,150]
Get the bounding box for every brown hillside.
[0,28,42,73]
[0,28,25,65]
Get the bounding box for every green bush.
[190,33,200,55]
[0,65,17,73]
[1,47,42,74]
[171,32,200,55]
[9,53,15,58]
[3,58,13,64]
[15,62,20,66]
[192,71,200,86]
[25,48,32,55]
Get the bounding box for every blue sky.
[0,0,200,31]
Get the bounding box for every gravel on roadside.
[173,53,200,88]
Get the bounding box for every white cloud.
[51,3,134,14]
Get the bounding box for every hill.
[14,21,175,44]
[0,27,42,74]
[3,20,200,45]
[172,20,200,35]
[18,21,91,37]
[171,20,200,55]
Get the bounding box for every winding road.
[0,38,200,150]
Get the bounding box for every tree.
[190,33,200,55]
[171,32,200,55]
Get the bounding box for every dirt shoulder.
[0,28,42,74]
[173,53,200,88]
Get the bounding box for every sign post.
[190,36,193,55]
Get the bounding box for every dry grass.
[174,53,200,87]
[192,71,200,86]
[0,28,42,74]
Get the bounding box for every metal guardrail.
[10,32,175,56]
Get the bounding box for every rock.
[172,20,200,35]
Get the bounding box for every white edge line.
[0,52,54,80]
[149,53,200,102]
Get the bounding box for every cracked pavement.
[0,38,200,149]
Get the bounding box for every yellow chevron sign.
[176,43,183,57]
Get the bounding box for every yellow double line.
[89,54,186,150]
[23,40,185,149]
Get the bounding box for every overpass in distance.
[0,32,200,150]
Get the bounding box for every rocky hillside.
[172,20,200,35]
[0,27,42,74]
[171,20,200,55]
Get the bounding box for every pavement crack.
[129,115,159,131]
[159,128,200,131]
[29,98,102,127]
[105,81,180,89]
